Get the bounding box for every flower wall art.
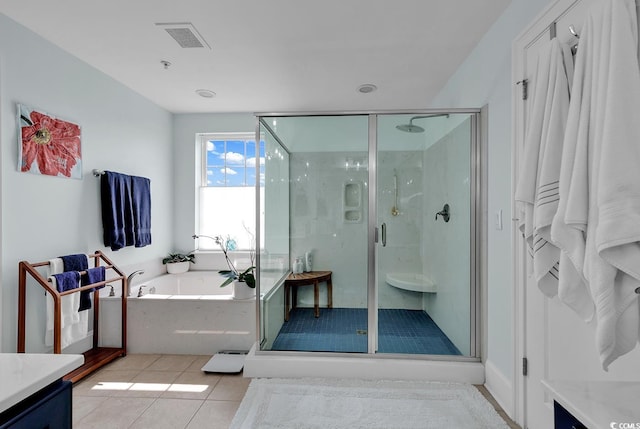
[17,104,82,179]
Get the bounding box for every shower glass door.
[374,112,477,356]
[259,114,370,353]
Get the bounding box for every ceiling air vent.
[155,22,211,49]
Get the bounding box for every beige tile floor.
[73,354,520,429]
[72,354,249,429]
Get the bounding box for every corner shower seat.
[385,273,436,293]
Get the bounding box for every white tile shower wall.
[290,152,369,308]
[290,151,426,310]
[377,151,426,310]
[422,118,472,355]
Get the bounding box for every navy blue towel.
[101,171,135,251]
[130,175,152,247]
[60,254,91,311]
[60,254,88,272]
[52,271,80,293]
[79,266,106,311]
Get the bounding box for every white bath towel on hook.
[554,0,640,370]
[515,38,573,299]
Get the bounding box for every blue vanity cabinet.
[0,379,72,429]
[554,401,588,429]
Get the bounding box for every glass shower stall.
[256,111,480,359]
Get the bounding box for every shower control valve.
[435,204,450,223]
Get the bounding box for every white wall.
[428,0,553,408]
[0,13,173,352]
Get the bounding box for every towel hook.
[568,24,580,56]
[569,24,580,39]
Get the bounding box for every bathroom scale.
[201,350,248,373]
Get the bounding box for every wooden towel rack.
[17,250,127,383]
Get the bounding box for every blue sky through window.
[206,139,264,187]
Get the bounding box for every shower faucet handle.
[435,204,450,223]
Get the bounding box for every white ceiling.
[0,0,512,114]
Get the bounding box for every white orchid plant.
[215,234,256,288]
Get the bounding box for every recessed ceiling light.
[357,84,377,94]
[195,89,216,98]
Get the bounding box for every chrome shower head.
[395,122,425,133]
[395,114,450,133]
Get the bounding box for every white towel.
[550,31,595,323]
[555,0,640,370]
[45,257,89,349]
[515,38,573,298]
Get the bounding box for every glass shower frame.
[254,109,482,361]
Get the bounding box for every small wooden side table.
[284,271,333,321]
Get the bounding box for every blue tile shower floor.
[271,308,462,355]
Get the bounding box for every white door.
[512,0,595,427]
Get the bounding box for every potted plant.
[162,252,195,274]
[215,235,255,299]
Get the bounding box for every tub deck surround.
[109,271,258,299]
[0,353,83,413]
[100,271,256,355]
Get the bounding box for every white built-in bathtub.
[99,271,256,355]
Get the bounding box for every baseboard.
[484,359,514,417]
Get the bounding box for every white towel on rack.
[554,0,640,370]
[45,257,89,349]
[515,38,573,298]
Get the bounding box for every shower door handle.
[381,223,387,247]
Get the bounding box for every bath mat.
[230,378,510,428]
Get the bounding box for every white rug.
[230,378,510,429]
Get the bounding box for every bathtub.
[99,271,256,355]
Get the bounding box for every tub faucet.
[126,270,145,297]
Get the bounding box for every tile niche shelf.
[343,181,362,223]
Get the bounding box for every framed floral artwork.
[17,104,82,179]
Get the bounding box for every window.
[197,133,265,250]
[204,138,264,187]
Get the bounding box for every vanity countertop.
[0,353,83,413]
[542,379,640,428]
